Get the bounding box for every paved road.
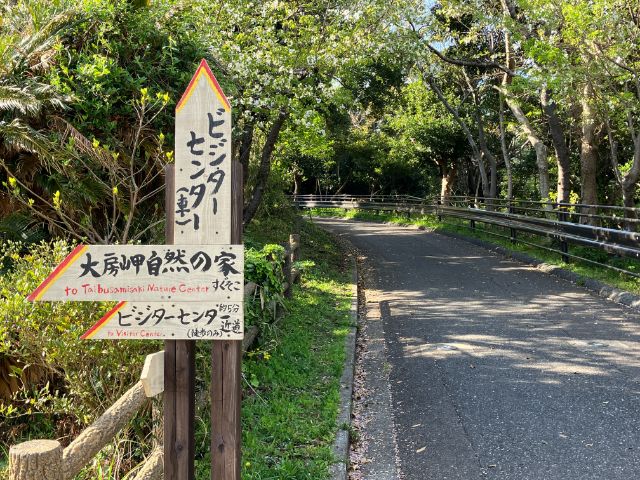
[316,218,640,480]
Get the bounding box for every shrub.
[0,240,158,446]
[244,244,286,325]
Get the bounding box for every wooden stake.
[164,165,195,480]
[211,161,243,479]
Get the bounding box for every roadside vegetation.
[309,208,640,296]
[0,208,353,479]
[2,0,640,477]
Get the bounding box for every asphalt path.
[315,218,640,480]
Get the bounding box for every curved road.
[316,218,640,480]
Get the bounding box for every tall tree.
[196,0,408,225]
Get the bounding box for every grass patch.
[0,207,353,480]
[194,210,353,479]
[237,275,351,479]
[310,207,640,295]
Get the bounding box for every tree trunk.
[243,111,288,226]
[293,171,302,197]
[498,93,513,199]
[440,163,457,205]
[580,84,598,222]
[425,75,491,199]
[502,93,550,204]
[476,110,498,199]
[621,182,637,225]
[540,88,571,204]
[619,129,640,229]
[238,123,254,190]
[500,24,549,204]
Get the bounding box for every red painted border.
[27,244,86,302]
[175,59,230,112]
[199,59,230,110]
[80,301,126,339]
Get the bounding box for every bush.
[0,240,158,447]
[244,244,286,325]
[0,238,290,452]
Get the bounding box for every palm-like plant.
[0,5,79,241]
[0,6,76,157]
[1,3,173,245]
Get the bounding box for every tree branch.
[427,44,516,77]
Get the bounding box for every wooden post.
[169,59,243,479]
[164,164,196,480]
[289,234,300,285]
[508,202,516,243]
[558,206,569,263]
[283,243,293,299]
[289,234,300,263]
[9,440,63,480]
[211,161,243,479]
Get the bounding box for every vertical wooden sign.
[166,59,242,480]
[174,59,232,245]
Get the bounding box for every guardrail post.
[508,202,516,243]
[437,200,442,222]
[558,207,569,263]
[560,239,569,263]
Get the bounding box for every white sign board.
[81,301,243,340]
[28,244,243,302]
[174,59,232,245]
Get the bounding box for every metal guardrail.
[291,194,640,279]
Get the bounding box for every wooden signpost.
[27,244,244,302]
[80,301,243,340]
[28,59,243,480]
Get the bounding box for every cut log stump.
[9,440,63,480]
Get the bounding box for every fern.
[0,212,45,244]
[0,120,55,160]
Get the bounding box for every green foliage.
[245,244,286,324]
[0,0,209,244]
[238,276,350,479]
[0,239,157,447]
[196,217,352,479]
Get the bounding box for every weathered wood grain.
[140,351,165,398]
[174,59,232,246]
[82,301,243,340]
[211,160,243,480]
[163,165,182,480]
[30,244,244,302]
